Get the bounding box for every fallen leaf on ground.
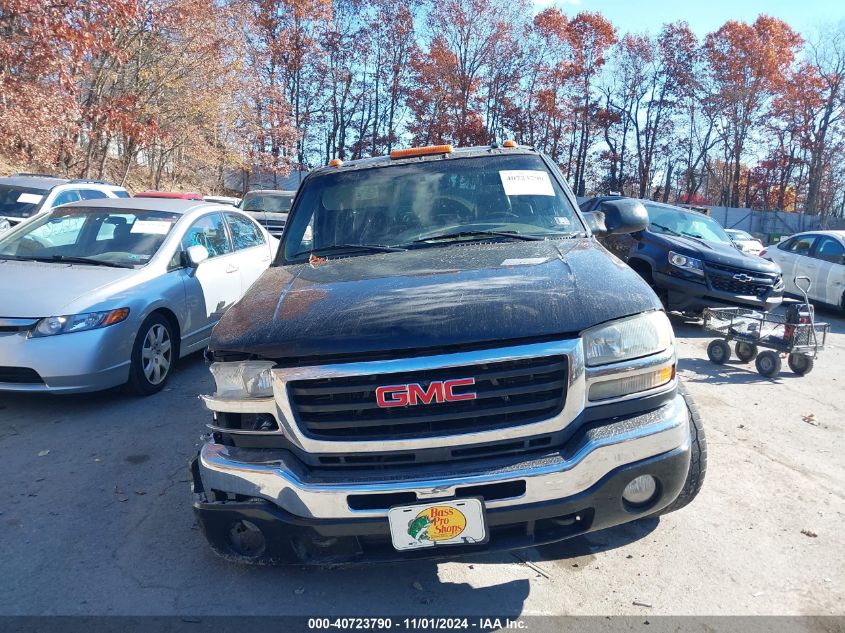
[802,414,819,426]
[801,529,818,538]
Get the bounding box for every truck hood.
[210,239,662,360]
[0,259,137,317]
[650,233,779,273]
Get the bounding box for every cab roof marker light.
[502,140,518,148]
[390,144,453,160]
[328,158,343,167]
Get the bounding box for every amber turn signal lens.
[102,308,130,326]
[390,144,453,160]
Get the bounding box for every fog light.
[227,520,266,558]
[622,475,658,506]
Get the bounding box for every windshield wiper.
[26,255,131,269]
[413,230,543,244]
[293,244,408,258]
[650,223,683,237]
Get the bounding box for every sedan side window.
[181,213,232,258]
[787,236,817,256]
[813,237,845,264]
[225,213,266,250]
[51,189,82,207]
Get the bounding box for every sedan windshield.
[0,208,180,268]
[282,154,583,262]
[644,204,731,244]
[0,185,48,218]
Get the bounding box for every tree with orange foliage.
[566,12,616,195]
[704,15,803,207]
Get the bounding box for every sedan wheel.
[142,323,172,385]
[126,314,176,396]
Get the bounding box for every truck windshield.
[644,204,731,244]
[281,154,583,262]
[0,185,48,218]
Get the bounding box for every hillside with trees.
[1,0,843,216]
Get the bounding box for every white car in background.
[725,229,764,256]
[0,173,129,233]
[762,230,845,310]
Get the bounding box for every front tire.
[125,313,175,396]
[755,351,782,378]
[707,339,731,364]
[659,384,707,515]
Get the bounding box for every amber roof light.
[502,140,517,148]
[328,158,343,167]
[390,144,453,160]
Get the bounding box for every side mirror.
[582,211,607,234]
[186,244,209,267]
[593,199,649,235]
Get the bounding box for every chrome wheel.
[141,323,172,385]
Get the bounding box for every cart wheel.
[755,351,782,378]
[787,353,814,376]
[734,342,758,363]
[707,339,731,364]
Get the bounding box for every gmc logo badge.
[375,378,476,408]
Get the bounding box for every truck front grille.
[705,262,780,296]
[257,218,285,237]
[288,356,567,441]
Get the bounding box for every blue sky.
[532,0,844,37]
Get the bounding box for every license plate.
[387,498,488,551]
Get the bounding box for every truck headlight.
[582,311,672,367]
[210,361,276,399]
[668,251,703,276]
[31,308,130,337]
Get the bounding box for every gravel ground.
[0,307,842,616]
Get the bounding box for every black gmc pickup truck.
[191,144,706,564]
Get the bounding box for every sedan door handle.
[226,263,239,273]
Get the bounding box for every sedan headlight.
[31,308,130,337]
[210,361,276,399]
[582,311,673,367]
[668,251,703,276]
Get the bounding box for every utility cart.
[702,276,829,378]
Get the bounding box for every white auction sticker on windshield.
[130,220,172,235]
[499,170,555,196]
[17,193,43,204]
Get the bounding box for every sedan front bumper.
[192,394,692,564]
[0,322,134,393]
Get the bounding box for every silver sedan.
[0,198,278,395]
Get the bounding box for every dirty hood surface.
[210,239,661,360]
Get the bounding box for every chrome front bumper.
[196,393,690,520]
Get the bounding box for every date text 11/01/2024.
[307,618,528,630]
